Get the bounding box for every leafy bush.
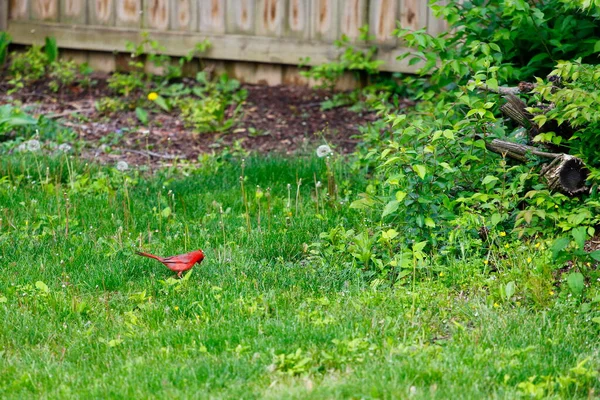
[315,0,600,287]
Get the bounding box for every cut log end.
[485,138,589,196]
[541,155,589,196]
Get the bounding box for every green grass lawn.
[1,154,598,399]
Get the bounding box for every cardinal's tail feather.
[135,251,162,261]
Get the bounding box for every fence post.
[0,0,8,31]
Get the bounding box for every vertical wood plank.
[286,0,309,39]
[399,0,427,31]
[88,51,116,72]
[340,0,367,41]
[145,0,169,30]
[60,0,86,24]
[310,0,338,42]
[9,0,29,20]
[116,0,141,27]
[0,0,8,31]
[203,59,227,79]
[1,0,8,30]
[369,0,398,44]
[32,0,58,21]
[282,65,309,86]
[256,0,285,37]
[199,0,225,33]
[171,0,198,31]
[255,63,283,85]
[227,60,258,84]
[60,49,88,64]
[88,0,115,26]
[427,0,447,36]
[225,0,255,34]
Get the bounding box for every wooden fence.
[1,0,445,85]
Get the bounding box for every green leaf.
[44,36,58,63]
[154,96,170,112]
[412,241,427,253]
[161,207,172,218]
[550,237,570,260]
[381,229,399,241]
[589,250,600,261]
[395,191,407,202]
[424,217,435,228]
[567,272,584,297]
[0,116,38,127]
[135,107,149,125]
[35,281,50,294]
[571,227,588,251]
[413,164,427,180]
[486,78,498,92]
[491,213,502,227]
[594,40,600,53]
[382,200,400,218]
[504,281,515,300]
[481,175,499,186]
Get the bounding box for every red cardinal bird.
[135,249,205,278]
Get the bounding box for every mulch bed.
[0,73,381,166]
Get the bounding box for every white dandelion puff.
[58,143,72,153]
[18,139,41,152]
[116,161,129,171]
[316,144,333,158]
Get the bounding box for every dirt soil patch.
[1,74,381,167]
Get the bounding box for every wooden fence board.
[145,0,170,30]
[399,0,427,30]
[1,0,8,30]
[9,0,29,20]
[255,63,283,85]
[60,48,88,63]
[172,0,197,31]
[199,0,225,33]
[286,0,309,39]
[60,0,86,25]
[310,0,338,42]
[226,0,254,34]
[369,0,398,44]
[340,0,367,41]
[0,2,5,30]
[7,21,422,72]
[31,0,58,21]
[256,0,284,37]
[116,0,141,28]
[88,50,115,72]
[88,0,114,26]
[5,0,439,74]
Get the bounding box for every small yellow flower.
[586,262,591,267]
[499,231,506,237]
[493,302,499,308]
[549,291,555,296]
[148,92,159,101]
[527,257,532,263]
[504,244,509,248]
[483,260,489,265]
[439,272,445,277]
[535,242,541,248]
[174,306,179,311]
[554,205,559,208]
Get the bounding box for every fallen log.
[485,139,589,195]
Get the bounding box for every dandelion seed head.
[116,161,129,171]
[316,144,333,158]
